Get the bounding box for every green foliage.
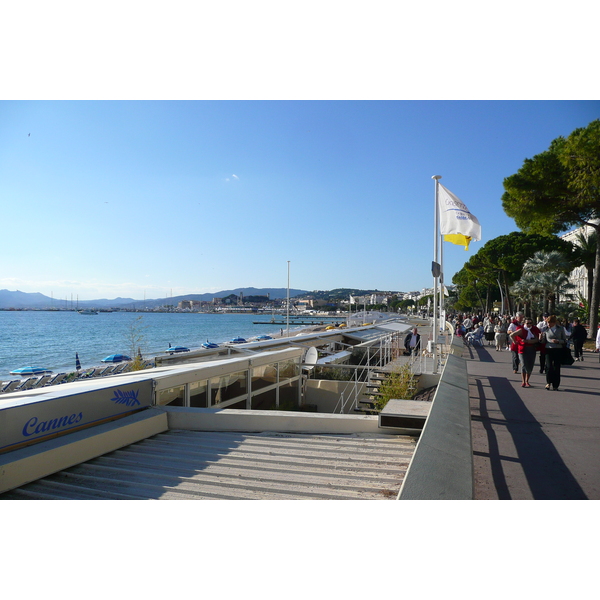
[452,232,575,312]
[501,119,600,332]
[375,364,417,411]
[313,366,353,381]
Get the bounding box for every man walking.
[404,327,421,356]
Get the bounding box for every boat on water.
[78,309,98,315]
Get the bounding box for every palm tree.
[521,250,575,316]
[522,250,574,277]
[511,274,543,316]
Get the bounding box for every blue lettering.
[22,412,84,437]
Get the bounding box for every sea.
[0,310,318,382]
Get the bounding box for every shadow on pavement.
[474,375,588,499]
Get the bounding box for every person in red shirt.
[509,317,541,387]
[507,312,524,373]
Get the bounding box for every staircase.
[354,370,389,415]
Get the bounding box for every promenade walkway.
[465,341,600,499]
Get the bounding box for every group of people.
[453,313,513,351]
[506,312,598,391]
[453,310,600,391]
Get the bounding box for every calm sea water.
[0,311,311,381]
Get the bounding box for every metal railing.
[303,331,404,414]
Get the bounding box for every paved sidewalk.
[465,341,600,500]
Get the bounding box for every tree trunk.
[589,224,600,333]
[502,271,513,315]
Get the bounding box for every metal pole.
[439,232,444,326]
[432,175,442,374]
[286,261,290,338]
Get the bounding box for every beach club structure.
[0,317,470,500]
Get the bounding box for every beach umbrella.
[10,366,52,377]
[202,341,219,349]
[166,346,190,354]
[256,335,272,341]
[101,354,132,363]
[75,353,81,371]
[230,337,247,344]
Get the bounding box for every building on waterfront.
[561,220,599,305]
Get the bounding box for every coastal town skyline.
[2,100,599,301]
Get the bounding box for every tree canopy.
[501,119,600,330]
[452,232,575,313]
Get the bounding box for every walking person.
[404,327,421,356]
[510,317,540,387]
[494,318,508,351]
[462,315,473,333]
[571,318,587,361]
[537,313,549,373]
[543,315,568,391]
[484,317,496,346]
[507,312,524,374]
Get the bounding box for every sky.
[2,100,598,301]
[1,5,598,302]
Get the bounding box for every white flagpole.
[440,229,444,328]
[432,175,442,374]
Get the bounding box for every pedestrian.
[404,327,421,356]
[510,316,540,387]
[571,318,587,361]
[507,312,524,374]
[564,320,573,349]
[543,315,568,391]
[596,325,600,361]
[537,313,549,373]
[494,318,508,351]
[462,315,473,333]
[484,317,495,345]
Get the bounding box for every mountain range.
[0,288,308,310]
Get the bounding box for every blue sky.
[1,100,599,301]
[1,3,598,302]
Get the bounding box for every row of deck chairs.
[1,359,156,395]
[76,362,132,380]
[0,372,69,394]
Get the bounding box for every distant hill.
[0,288,308,310]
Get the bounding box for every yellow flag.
[443,233,472,251]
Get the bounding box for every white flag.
[438,184,481,250]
